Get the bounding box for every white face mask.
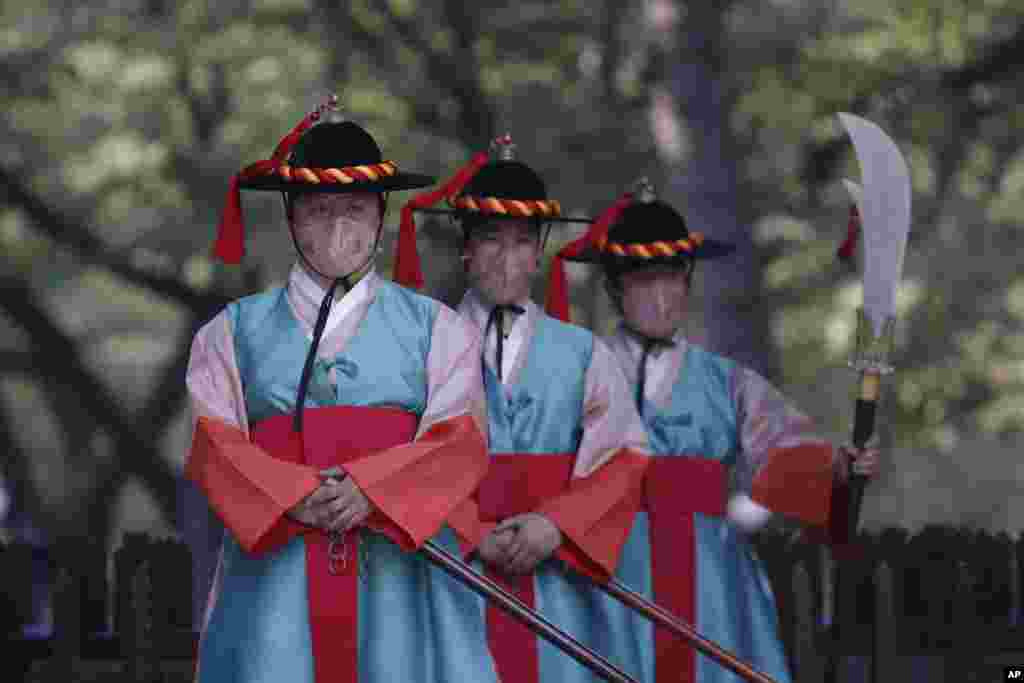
[464,219,541,307]
[619,264,691,340]
[290,193,381,279]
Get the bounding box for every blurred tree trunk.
[647,0,776,378]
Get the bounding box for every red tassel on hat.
[212,98,330,265]
[837,205,861,262]
[394,147,493,289]
[394,205,427,290]
[212,160,277,264]
[544,192,634,323]
[213,173,245,264]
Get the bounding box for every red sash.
[477,453,726,683]
[250,406,419,683]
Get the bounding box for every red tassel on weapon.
[837,205,861,262]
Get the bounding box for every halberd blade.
[837,113,911,337]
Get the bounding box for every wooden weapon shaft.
[421,540,637,683]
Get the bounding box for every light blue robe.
[195,281,498,683]
[607,335,794,683]
[480,311,656,683]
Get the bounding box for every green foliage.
[1,0,1022,540]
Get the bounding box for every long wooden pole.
[425,536,779,683]
[486,519,781,683]
[594,577,780,683]
[421,540,637,683]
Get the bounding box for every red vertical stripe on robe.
[476,450,648,683]
[477,454,733,683]
[478,455,573,683]
[644,457,728,683]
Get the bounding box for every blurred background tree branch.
[1,0,1022,603]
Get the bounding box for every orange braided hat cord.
[448,195,561,218]
[596,233,704,258]
[274,161,397,184]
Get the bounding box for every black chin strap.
[293,277,342,433]
[624,327,676,417]
[482,303,525,383]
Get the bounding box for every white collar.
[288,263,377,339]
[457,288,531,340]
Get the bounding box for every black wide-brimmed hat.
[236,120,434,194]
[406,135,591,227]
[562,178,734,267]
[214,95,434,264]
[544,179,734,322]
[394,134,591,289]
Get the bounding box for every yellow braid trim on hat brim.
[595,233,704,258]
[448,195,561,217]
[256,161,398,185]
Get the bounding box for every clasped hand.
[834,444,881,483]
[477,512,562,575]
[287,468,372,533]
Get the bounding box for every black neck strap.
[625,327,676,417]
[482,303,526,383]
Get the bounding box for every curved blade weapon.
[836,112,911,538]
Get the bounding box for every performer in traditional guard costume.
[184,96,500,683]
[401,136,652,683]
[545,178,880,683]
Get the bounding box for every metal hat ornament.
[213,94,434,264]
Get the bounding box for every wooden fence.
[3,526,1023,682]
[754,526,1024,682]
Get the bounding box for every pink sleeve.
[417,305,489,444]
[731,365,834,487]
[186,311,248,436]
[536,338,651,582]
[573,338,651,477]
